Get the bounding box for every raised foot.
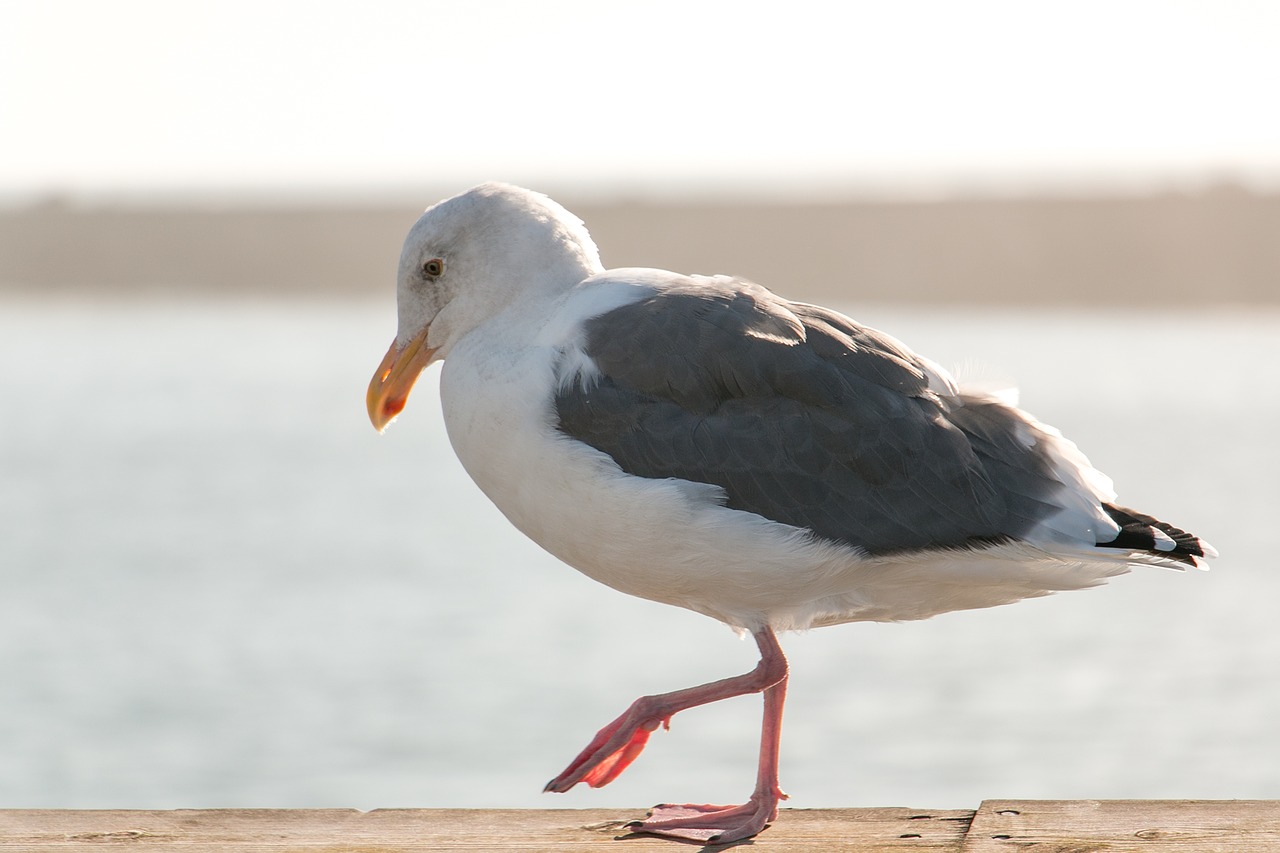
[544,701,670,793]
[626,796,780,844]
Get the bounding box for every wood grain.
[0,807,973,851]
[2,803,1276,851]
[962,800,1280,852]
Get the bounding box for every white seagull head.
[367,182,604,431]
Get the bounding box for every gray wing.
[553,277,1066,555]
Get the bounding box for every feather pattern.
[554,273,1207,569]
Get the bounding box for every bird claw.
[544,705,667,792]
[625,796,780,844]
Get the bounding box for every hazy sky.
[5,0,1279,198]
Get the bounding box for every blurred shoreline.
[2,186,1277,305]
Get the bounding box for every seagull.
[365,183,1215,844]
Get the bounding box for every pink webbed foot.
[626,789,787,844]
[543,700,671,793]
[545,627,792,844]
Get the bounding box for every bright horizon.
[5,0,1280,200]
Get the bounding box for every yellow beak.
[366,325,439,432]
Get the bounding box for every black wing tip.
[1099,503,1215,567]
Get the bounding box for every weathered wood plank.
[0,807,974,851]
[5,803,1278,851]
[962,800,1280,852]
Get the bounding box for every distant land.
[2,186,1277,304]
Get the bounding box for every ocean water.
[1,296,1276,812]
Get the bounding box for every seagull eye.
[422,258,445,278]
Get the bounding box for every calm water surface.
[1,296,1276,809]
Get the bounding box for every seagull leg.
[628,654,789,843]
[545,627,790,844]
